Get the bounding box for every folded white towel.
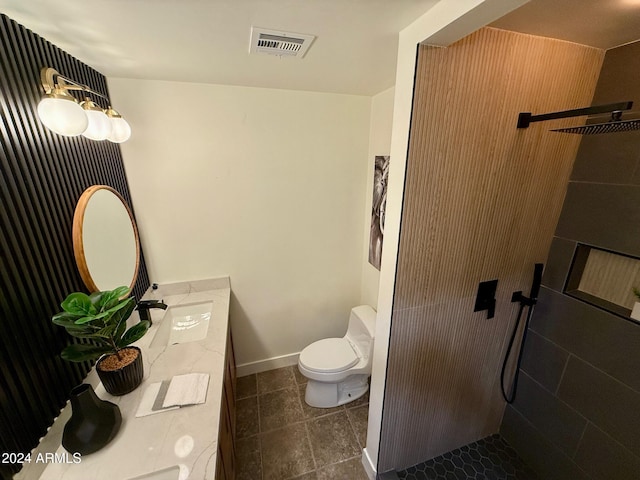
[135,382,180,418]
[162,373,210,408]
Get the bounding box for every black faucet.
[136,300,168,324]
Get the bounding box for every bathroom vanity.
[16,277,235,480]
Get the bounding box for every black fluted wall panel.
[0,14,150,478]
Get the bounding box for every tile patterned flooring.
[398,435,539,480]
[236,365,370,480]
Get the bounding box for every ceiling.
[491,0,640,50]
[0,0,438,96]
[1,1,639,97]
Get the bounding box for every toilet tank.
[345,305,376,359]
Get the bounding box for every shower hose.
[500,291,536,404]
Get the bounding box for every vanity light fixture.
[37,83,88,136]
[80,98,112,141]
[37,67,131,142]
[105,106,132,143]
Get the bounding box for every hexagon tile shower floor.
[398,435,539,480]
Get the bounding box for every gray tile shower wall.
[555,183,640,256]
[499,39,640,480]
[531,288,640,391]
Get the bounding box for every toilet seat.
[299,338,359,373]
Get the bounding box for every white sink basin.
[150,301,213,347]
[127,465,180,480]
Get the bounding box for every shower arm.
[517,101,633,129]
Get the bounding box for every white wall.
[109,78,371,371]
[360,87,395,308]
[363,0,530,476]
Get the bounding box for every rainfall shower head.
[551,110,640,134]
[517,101,640,135]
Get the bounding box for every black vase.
[62,384,122,455]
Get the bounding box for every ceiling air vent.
[250,27,315,58]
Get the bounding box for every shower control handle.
[474,279,498,319]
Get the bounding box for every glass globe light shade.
[37,92,88,136]
[106,107,131,143]
[81,99,112,141]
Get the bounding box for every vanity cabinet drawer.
[215,452,225,480]
[216,328,236,480]
[224,333,236,439]
[217,404,235,480]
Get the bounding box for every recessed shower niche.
[565,244,640,319]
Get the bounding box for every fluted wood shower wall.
[378,28,604,472]
[0,14,149,478]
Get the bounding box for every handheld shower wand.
[501,263,543,404]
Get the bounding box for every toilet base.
[304,374,369,408]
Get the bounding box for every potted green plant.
[52,286,150,395]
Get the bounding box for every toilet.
[298,305,376,408]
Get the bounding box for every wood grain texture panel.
[379,27,604,471]
[0,14,150,478]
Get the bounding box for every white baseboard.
[236,352,300,377]
[362,448,377,480]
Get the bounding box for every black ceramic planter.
[62,384,122,455]
[97,346,144,396]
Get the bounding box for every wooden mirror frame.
[72,185,141,292]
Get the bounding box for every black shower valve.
[474,279,498,319]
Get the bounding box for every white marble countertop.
[16,277,231,480]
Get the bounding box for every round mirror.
[72,185,140,292]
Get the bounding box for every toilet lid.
[299,338,359,373]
